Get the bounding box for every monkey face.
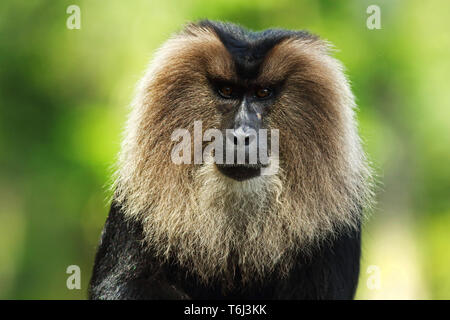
[209,79,282,181]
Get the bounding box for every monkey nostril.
[232,134,254,146]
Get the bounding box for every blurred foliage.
[0,0,449,299]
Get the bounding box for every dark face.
[211,78,281,181]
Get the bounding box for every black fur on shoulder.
[89,203,361,300]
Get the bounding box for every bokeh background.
[0,0,449,299]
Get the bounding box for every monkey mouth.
[216,163,262,181]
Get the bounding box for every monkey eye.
[218,85,234,99]
[255,87,272,99]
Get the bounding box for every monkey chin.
[215,163,262,181]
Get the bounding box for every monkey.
[89,20,373,300]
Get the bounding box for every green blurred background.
[0,0,449,299]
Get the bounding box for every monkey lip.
[216,163,262,181]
